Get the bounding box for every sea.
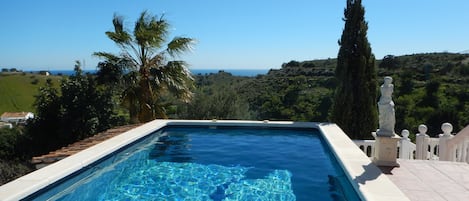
[30,69,269,77]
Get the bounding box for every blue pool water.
[29,126,360,201]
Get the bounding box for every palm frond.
[157,61,194,102]
[105,14,132,45]
[112,14,125,33]
[134,11,169,49]
[150,15,169,47]
[94,52,138,72]
[167,37,195,57]
[93,52,120,61]
[147,53,165,69]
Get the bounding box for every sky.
[1,0,468,71]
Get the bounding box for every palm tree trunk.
[138,67,155,122]
[128,97,139,124]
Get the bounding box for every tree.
[379,55,399,69]
[96,57,127,88]
[26,61,121,155]
[26,78,63,155]
[396,70,414,96]
[0,127,24,160]
[419,79,440,108]
[95,11,195,123]
[331,0,378,139]
[181,87,251,120]
[60,61,118,141]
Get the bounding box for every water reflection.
[149,132,193,163]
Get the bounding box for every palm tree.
[95,11,195,123]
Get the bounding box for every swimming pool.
[28,126,360,200]
[0,120,410,200]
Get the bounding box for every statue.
[377,76,396,137]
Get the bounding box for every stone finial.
[441,123,453,136]
[418,124,428,135]
[401,129,410,140]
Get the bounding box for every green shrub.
[31,79,39,85]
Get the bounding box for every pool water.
[30,126,360,201]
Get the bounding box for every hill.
[173,52,469,136]
[1,52,468,134]
[273,52,469,78]
[0,72,62,115]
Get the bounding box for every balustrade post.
[415,125,429,160]
[438,123,454,161]
[399,130,412,159]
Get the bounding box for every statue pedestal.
[372,132,400,167]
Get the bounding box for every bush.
[31,79,39,85]
[0,159,33,185]
[459,64,469,75]
[0,128,25,159]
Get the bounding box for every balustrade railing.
[353,123,469,163]
[352,130,417,159]
[398,130,416,159]
[440,124,469,162]
[427,138,440,160]
[352,140,375,157]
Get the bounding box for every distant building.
[38,71,50,76]
[0,112,34,124]
[0,122,13,129]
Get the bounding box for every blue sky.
[1,0,468,70]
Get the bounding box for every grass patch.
[0,72,62,114]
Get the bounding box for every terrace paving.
[31,124,141,169]
[380,159,469,201]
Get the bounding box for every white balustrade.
[415,125,429,159]
[414,124,439,160]
[442,124,469,162]
[438,123,454,161]
[353,123,469,163]
[353,130,417,159]
[399,130,415,159]
[427,138,440,160]
[352,139,375,157]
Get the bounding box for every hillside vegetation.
[174,52,469,136]
[1,52,468,135]
[0,72,62,115]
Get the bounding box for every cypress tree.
[331,0,378,139]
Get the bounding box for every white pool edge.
[0,120,409,201]
[319,123,410,201]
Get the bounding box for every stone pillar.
[415,124,429,160]
[372,132,401,167]
[399,130,412,159]
[438,123,454,161]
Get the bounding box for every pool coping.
[319,123,410,201]
[0,120,409,201]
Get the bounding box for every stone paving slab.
[381,159,469,201]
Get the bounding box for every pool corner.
[318,123,410,201]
